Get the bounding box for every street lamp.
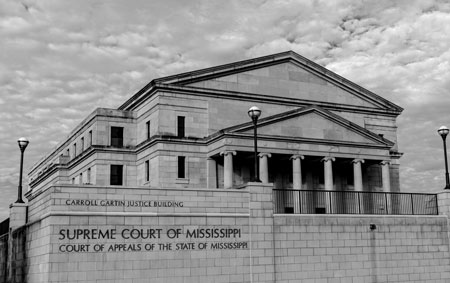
[438,126,450,190]
[248,106,262,182]
[17,137,29,203]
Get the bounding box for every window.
[110,165,123,186]
[87,168,91,184]
[111,127,124,147]
[177,116,185,138]
[67,148,70,157]
[145,160,150,182]
[177,156,186,179]
[302,166,307,184]
[347,165,354,186]
[73,143,77,157]
[79,173,83,184]
[89,130,92,146]
[374,166,382,187]
[72,177,75,184]
[146,121,151,140]
[319,170,324,185]
[81,137,84,152]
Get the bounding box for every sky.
[1,0,450,220]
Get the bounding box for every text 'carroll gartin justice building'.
[4,51,450,283]
[29,51,402,194]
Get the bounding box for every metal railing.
[273,189,438,215]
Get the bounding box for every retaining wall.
[3,184,450,282]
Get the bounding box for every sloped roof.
[119,51,403,113]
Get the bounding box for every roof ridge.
[153,51,292,84]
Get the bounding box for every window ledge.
[175,178,189,184]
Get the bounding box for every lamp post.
[17,137,29,203]
[438,126,450,190]
[248,106,262,182]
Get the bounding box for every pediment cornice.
[207,105,394,147]
[119,51,403,113]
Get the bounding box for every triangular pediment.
[225,106,393,146]
[153,51,402,112]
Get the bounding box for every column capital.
[380,160,391,166]
[258,152,272,158]
[321,156,335,162]
[220,150,236,156]
[290,154,304,160]
[352,158,365,164]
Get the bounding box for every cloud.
[0,16,32,33]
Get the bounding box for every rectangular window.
[81,137,84,152]
[67,148,70,157]
[177,156,186,179]
[302,166,307,184]
[73,143,77,157]
[110,165,123,186]
[347,165,354,186]
[80,173,83,184]
[374,166,382,187]
[89,130,92,146]
[87,168,91,184]
[72,177,75,184]
[146,120,151,140]
[145,160,150,182]
[177,116,185,138]
[319,170,324,185]
[111,126,124,147]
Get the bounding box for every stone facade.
[27,51,403,195]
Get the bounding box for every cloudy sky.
[1,0,450,219]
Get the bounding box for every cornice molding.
[120,83,402,117]
[209,132,392,150]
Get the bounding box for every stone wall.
[274,215,450,282]
[16,185,450,282]
[0,234,7,282]
[9,226,27,283]
[26,185,250,283]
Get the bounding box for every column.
[380,160,391,213]
[321,157,335,214]
[8,202,27,283]
[352,159,364,214]
[352,159,364,192]
[220,151,236,189]
[291,155,305,190]
[322,157,335,191]
[258,153,271,183]
[9,203,27,231]
[291,155,304,213]
[248,182,275,281]
[380,160,391,192]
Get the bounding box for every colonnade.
[219,151,391,192]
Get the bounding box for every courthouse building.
[2,51,450,283]
[28,51,402,195]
